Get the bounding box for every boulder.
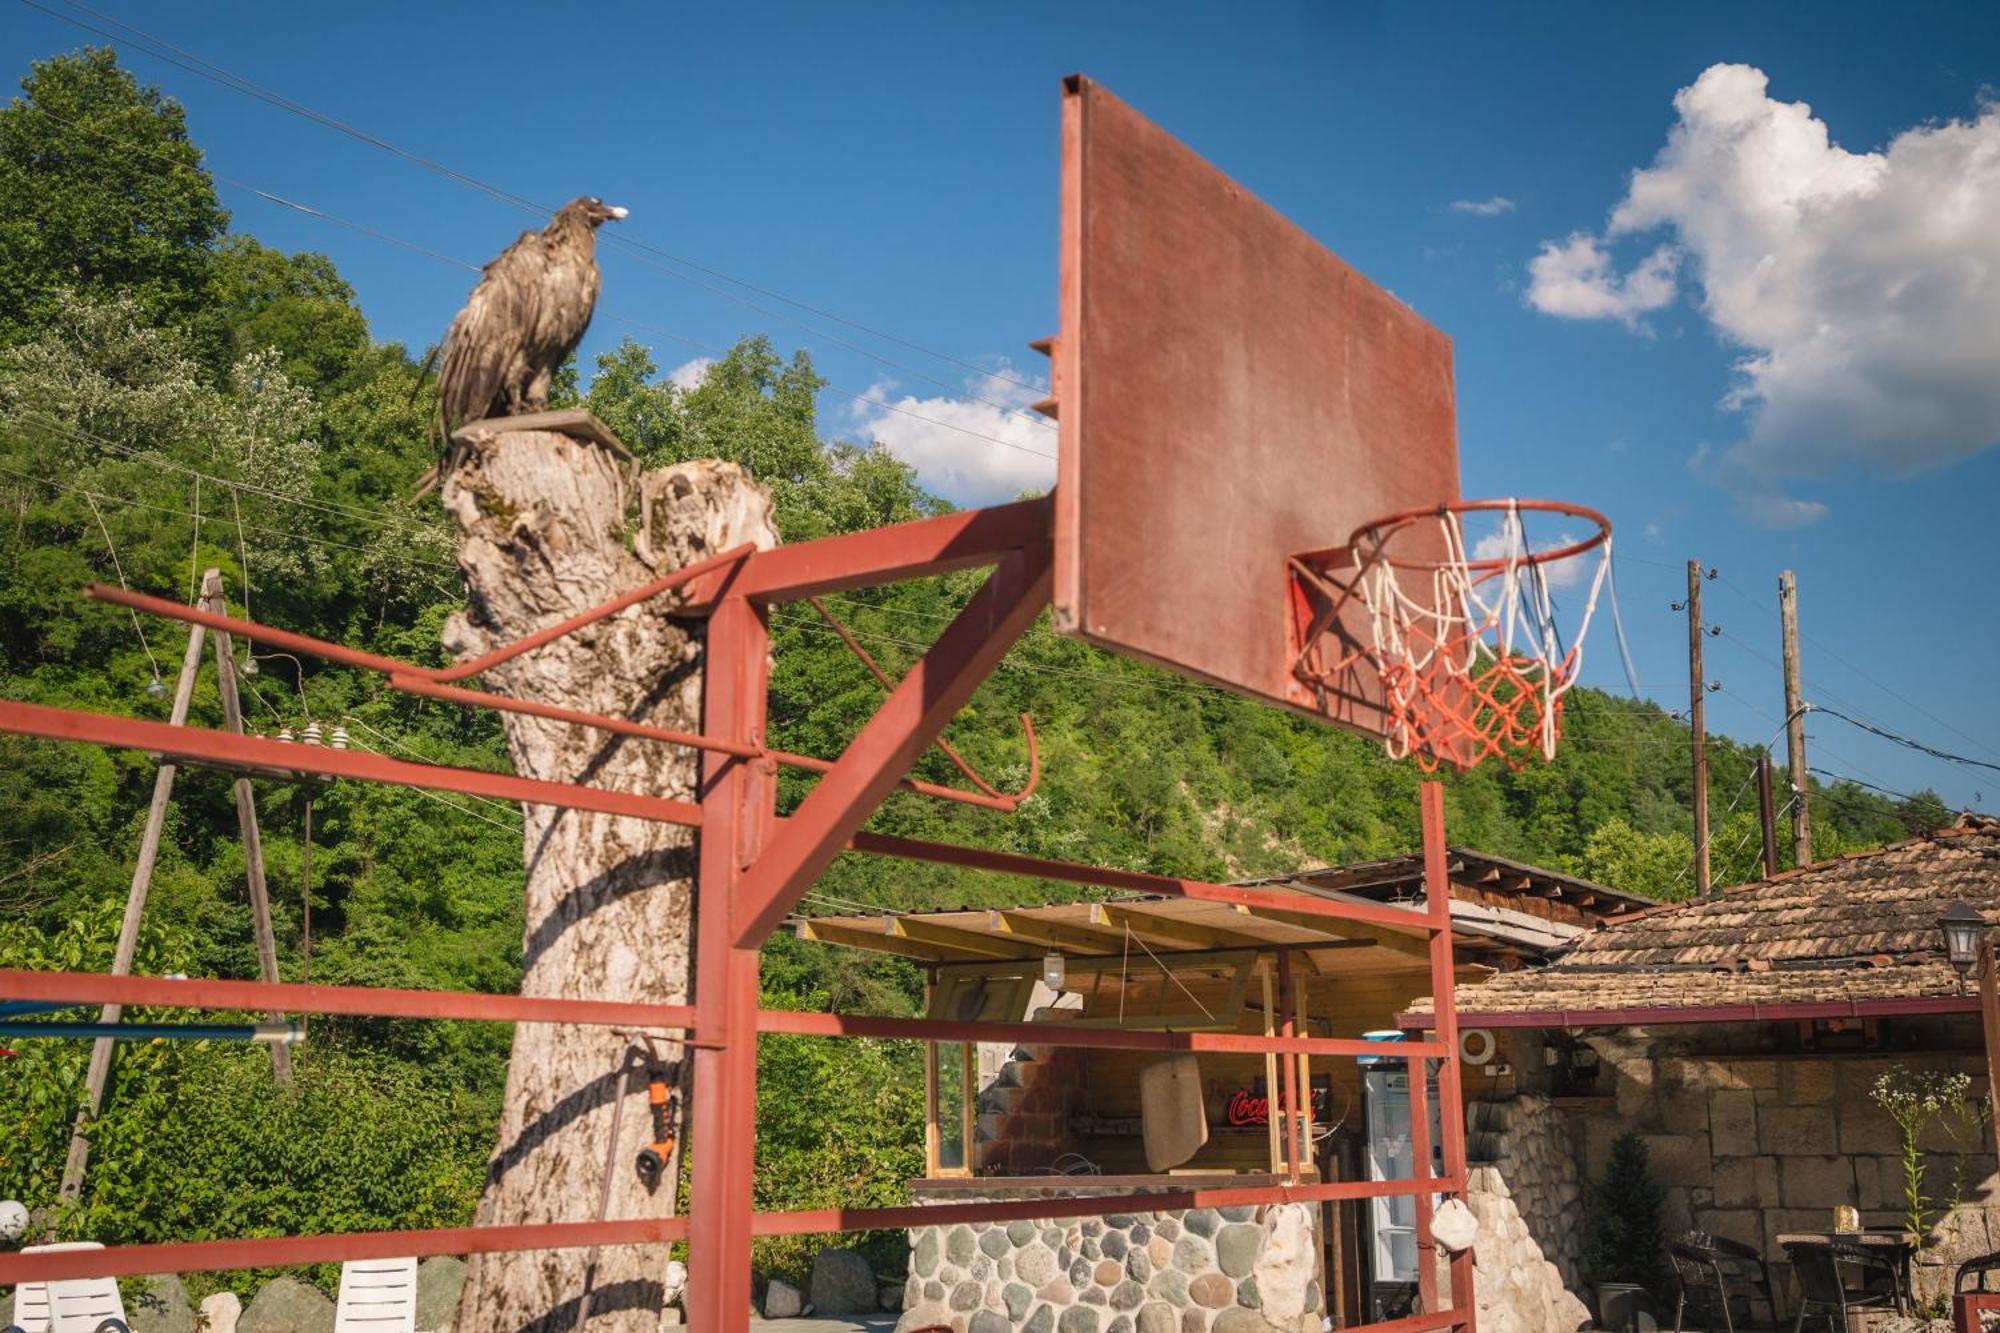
[198,1292,242,1333]
[239,1276,334,1333]
[128,1274,195,1332]
[808,1248,880,1304]
[414,1256,465,1332]
[762,1278,804,1319]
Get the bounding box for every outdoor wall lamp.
[1042,951,1066,992]
[1940,900,1987,987]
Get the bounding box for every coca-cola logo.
[1221,1084,1327,1127]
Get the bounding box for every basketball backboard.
[1046,75,1460,741]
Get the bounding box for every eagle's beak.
[606,206,629,221]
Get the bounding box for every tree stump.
[440,427,775,1332]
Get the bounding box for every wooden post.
[202,570,292,1085]
[1687,560,1712,896]
[1780,570,1812,866]
[1756,755,1780,879]
[1261,963,1281,1174]
[57,598,210,1201]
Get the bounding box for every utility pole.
[58,599,209,1201]
[1779,570,1811,866]
[1685,560,1712,896]
[1756,754,1780,879]
[203,570,293,1086]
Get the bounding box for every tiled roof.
[1418,817,2000,1018]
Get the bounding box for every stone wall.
[1545,1026,2000,1315]
[1460,1096,1591,1333]
[897,1185,1321,1333]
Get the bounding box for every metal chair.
[1665,1232,1774,1332]
[1959,1249,2000,1295]
[1781,1239,1899,1333]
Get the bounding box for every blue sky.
[7,0,2000,813]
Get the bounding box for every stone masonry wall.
[1563,1033,2000,1315]
[898,1187,1321,1333]
[1460,1096,1592,1333]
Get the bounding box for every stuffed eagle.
[420,196,627,493]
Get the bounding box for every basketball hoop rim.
[1347,498,1612,574]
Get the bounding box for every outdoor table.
[1777,1230,1914,1315]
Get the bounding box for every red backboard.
[1049,76,1460,739]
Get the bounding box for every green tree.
[0,48,227,347]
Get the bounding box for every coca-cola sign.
[1219,1077,1330,1127]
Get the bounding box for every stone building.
[795,849,1649,1331]
[1405,815,2000,1328]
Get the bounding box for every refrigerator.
[1360,1060,1443,1321]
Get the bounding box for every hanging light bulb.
[145,674,167,700]
[1042,951,1066,992]
[330,724,349,751]
[303,721,324,747]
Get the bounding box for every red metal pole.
[684,593,774,1332]
[1421,781,1475,1328]
[731,547,1052,946]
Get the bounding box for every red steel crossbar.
[1,491,1474,1333]
[1956,1290,2000,1332]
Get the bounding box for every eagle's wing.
[436,230,549,430]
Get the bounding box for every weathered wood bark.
[441,428,775,1333]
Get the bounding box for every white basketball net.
[1343,501,1613,770]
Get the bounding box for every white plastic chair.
[333,1257,418,1333]
[9,1243,126,1333]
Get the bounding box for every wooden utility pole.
[1756,754,1780,879]
[1686,560,1711,896]
[202,570,293,1086]
[58,599,210,1201]
[1779,570,1812,866]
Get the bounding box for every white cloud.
[1449,195,1518,217]
[1526,233,1680,327]
[845,365,1057,505]
[1527,63,2000,523]
[1471,527,1590,590]
[666,357,713,391]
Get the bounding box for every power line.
[0,462,461,580]
[12,97,1058,468]
[1811,704,2000,778]
[11,411,407,528]
[1712,570,2000,769]
[22,0,1051,401]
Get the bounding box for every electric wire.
[81,489,162,680]
[1810,705,2000,779]
[20,0,1051,401]
[7,102,1057,467]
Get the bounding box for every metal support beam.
[1423,782,1475,1323]
[732,548,1052,945]
[685,594,774,1332]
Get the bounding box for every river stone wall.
[1460,1096,1591,1333]
[898,1185,1322,1333]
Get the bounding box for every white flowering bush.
[1871,1067,1973,1247]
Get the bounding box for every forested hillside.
[0,49,1950,1288]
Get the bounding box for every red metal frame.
[0,491,1473,1332]
[1400,994,1982,1031]
[1956,1290,2000,1332]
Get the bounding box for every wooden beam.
[882,916,1044,960]
[1089,903,1270,952]
[985,911,1123,955]
[793,919,969,963]
[1234,904,1432,961]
